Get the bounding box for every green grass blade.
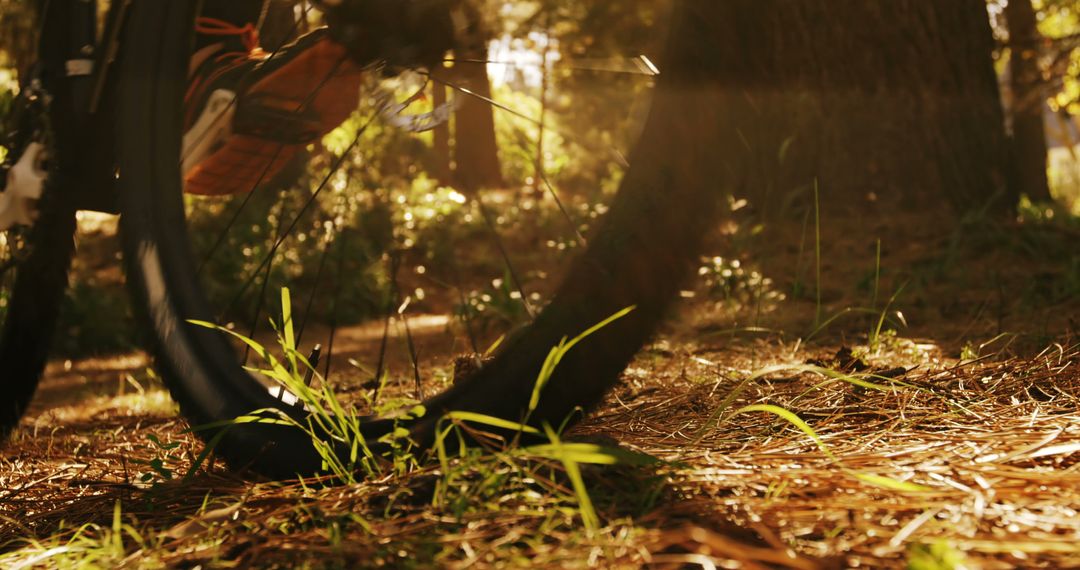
[542,424,599,531]
[443,411,542,435]
[734,404,838,460]
[563,306,635,353]
[281,287,298,375]
[188,319,290,381]
[524,442,661,466]
[735,404,931,493]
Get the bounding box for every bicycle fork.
[1,0,130,228]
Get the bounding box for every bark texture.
[702,1,1013,217]
[450,4,504,190]
[431,77,453,185]
[1005,0,1054,203]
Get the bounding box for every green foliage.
[989,0,1080,211]
[186,183,389,329]
[804,302,908,346]
[0,68,16,158]
[694,364,918,444]
[868,283,908,354]
[433,305,654,533]
[697,255,785,310]
[478,0,664,203]
[131,434,183,486]
[954,202,1080,306]
[194,288,641,516]
[1047,150,1080,215]
[455,270,542,332]
[526,305,635,420]
[189,292,648,534]
[1028,0,1080,114]
[0,501,155,569]
[191,288,421,484]
[57,280,136,356]
[0,0,665,357]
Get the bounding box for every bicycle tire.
[0,197,77,439]
[0,3,84,438]
[117,0,718,478]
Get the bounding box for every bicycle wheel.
[117,0,718,478]
[0,93,78,439]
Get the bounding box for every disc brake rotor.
[373,71,460,133]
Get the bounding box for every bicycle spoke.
[373,251,400,385]
[219,113,375,318]
[450,261,481,356]
[475,199,535,319]
[193,51,355,273]
[496,118,585,249]
[539,172,587,246]
[322,227,350,381]
[295,223,335,348]
[195,145,285,277]
[534,21,551,197]
[241,192,289,364]
[530,38,586,248]
[398,297,424,400]
[372,248,432,400]
[424,72,539,128]
[198,7,629,360]
[425,71,631,170]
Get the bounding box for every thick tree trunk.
[413,0,1016,436]
[1005,0,1054,203]
[707,1,1013,217]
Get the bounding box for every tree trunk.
[431,76,453,185]
[707,1,1013,218]
[1,1,39,79]
[1005,0,1054,203]
[450,7,504,191]
[413,0,1016,437]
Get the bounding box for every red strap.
[195,17,262,54]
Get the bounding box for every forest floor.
[2,200,1079,569]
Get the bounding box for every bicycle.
[1,0,719,478]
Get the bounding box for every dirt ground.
[2,203,1079,569]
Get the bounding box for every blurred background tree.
[990,0,1080,213]
[1003,0,1054,203]
[0,0,37,77]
